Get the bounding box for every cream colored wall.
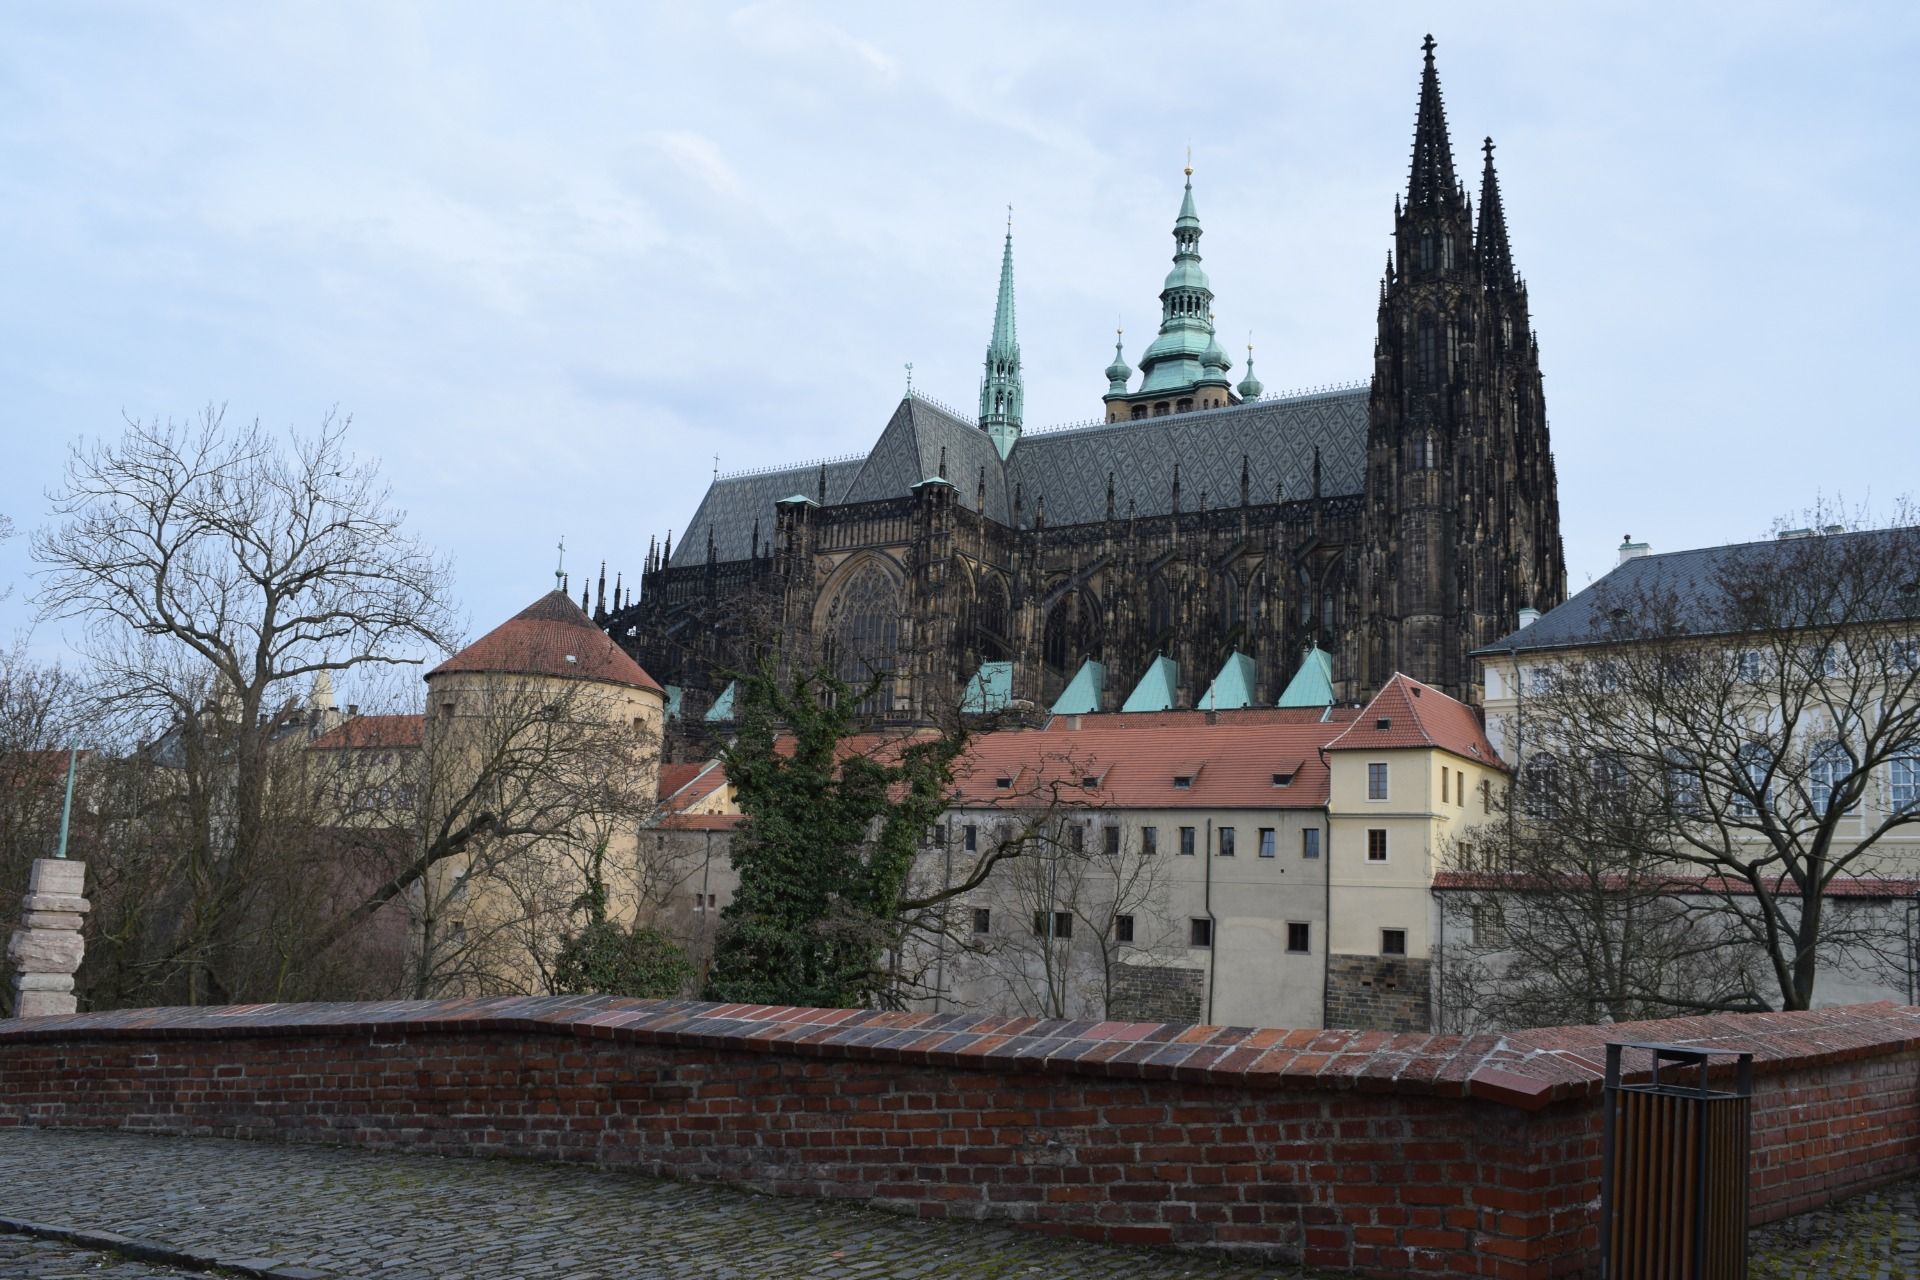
[1327,748,1505,963]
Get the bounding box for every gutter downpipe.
[1204,817,1216,1024]
[1318,745,1332,1029]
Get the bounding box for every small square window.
[972,907,991,935]
[995,776,1012,790]
[1217,827,1236,857]
[1033,911,1074,940]
[1287,922,1311,953]
[1173,775,1193,789]
[1272,771,1294,787]
[1103,826,1120,856]
[1367,829,1388,861]
[963,824,977,852]
[1189,917,1213,948]
[1258,828,1276,858]
[1382,928,1407,956]
[1142,826,1159,855]
[1179,826,1197,856]
[1114,914,1134,943]
[1082,774,1102,789]
[1302,828,1321,859]
[1368,762,1389,800]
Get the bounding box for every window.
[1173,775,1193,789]
[1381,928,1408,957]
[1442,769,1449,804]
[963,824,977,852]
[1286,922,1311,954]
[1368,762,1389,800]
[1416,314,1437,386]
[1272,771,1295,787]
[995,776,1012,790]
[1033,911,1073,940]
[1102,825,1120,856]
[1893,639,1920,674]
[1302,828,1321,859]
[1809,740,1852,815]
[1666,748,1704,816]
[1142,825,1159,855]
[1179,826,1197,856]
[1892,755,1920,815]
[1217,827,1236,857]
[1472,903,1507,949]
[1737,649,1766,683]
[972,908,991,935]
[1733,743,1774,818]
[1258,828,1276,858]
[1367,829,1388,862]
[1523,754,1562,820]
[1068,825,1085,853]
[1457,770,1466,806]
[440,699,456,719]
[1114,914,1135,944]
[1189,918,1214,948]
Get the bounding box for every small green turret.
[1237,343,1264,400]
[1103,329,1132,398]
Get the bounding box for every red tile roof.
[1325,673,1503,768]
[1042,706,1361,732]
[950,718,1346,810]
[659,760,729,812]
[428,591,663,694]
[308,714,424,751]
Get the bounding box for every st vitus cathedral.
[602,37,1566,720]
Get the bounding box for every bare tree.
[1462,508,1920,1019]
[35,408,456,1003]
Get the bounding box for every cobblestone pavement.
[0,1129,1303,1279]
[0,1234,194,1277]
[1748,1175,1920,1278]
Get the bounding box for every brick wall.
[1108,962,1204,1023]
[1325,955,1431,1032]
[3,998,1917,1278]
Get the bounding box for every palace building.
[603,37,1565,722]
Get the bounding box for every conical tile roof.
[429,591,663,693]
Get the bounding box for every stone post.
[6,858,88,1018]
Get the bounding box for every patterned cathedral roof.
[668,386,1367,568]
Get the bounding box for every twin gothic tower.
[612,37,1565,718]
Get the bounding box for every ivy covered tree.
[703,660,995,1008]
[551,841,692,999]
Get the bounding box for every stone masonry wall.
[1325,955,1432,1032]
[3,998,1918,1278]
[1108,962,1205,1024]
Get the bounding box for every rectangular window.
[1258,828,1276,858]
[1368,762,1389,800]
[1893,755,1920,815]
[1173,775,1193,789]
[1367,829,1388,862]
[972,907,991,935]
[1142,825,1159,855]
[1189,917,1213,948]
[1382,928,1408,957]
[1442,769,1450,804]
[1471,904,1506,949]
[1457,770,1466,806]
[1286,922,1311,954]
[1103,825,1120,856]
[1302,828,1321,858]
[962,823,977,852]
[1217,826,1236,857]
[1114,914,1134,944]
[1179,826,1197,856]
[1068,824,1084,853]
[1032,911,1074,940]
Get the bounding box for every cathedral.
[602,37,1566,721]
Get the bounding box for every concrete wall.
[4,997,1917,1277]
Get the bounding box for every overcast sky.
[2,2,1915,673]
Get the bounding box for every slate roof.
[668,386,1368,569]
[1475,527,1920,657]
[1325,673,1502,768]
[430,591,665,693]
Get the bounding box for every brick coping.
[5,996,1916,1113]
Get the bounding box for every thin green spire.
[979,207,1024,459]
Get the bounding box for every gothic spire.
[1407,34,1461,210]
[1477,136,1516,289]
[979,209,1024,460]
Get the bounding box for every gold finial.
[1184,143,1193,177]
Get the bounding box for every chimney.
[346,703,359,717]
[1617,534,1651,565]
[1517,607,1542,629]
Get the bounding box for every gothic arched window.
[975,574,1010,662]
[826,560,901,713]
[1147,578,1174,650]
[1416,315,1438,387]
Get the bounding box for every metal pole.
[54,746,78,859]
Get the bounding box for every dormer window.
[1173,775,1193,789]
[1081,775,1101,789]
[1376,717,1392,731]
[1272,772,1294,787]
[994,776,1012,790]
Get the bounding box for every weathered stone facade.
[1325,954,1432,1033]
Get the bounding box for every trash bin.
[1599,1040,1753,1279]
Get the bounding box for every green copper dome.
[1237,345,1264,399]
[1104,330,1132,395]
[1133,167,1231,397]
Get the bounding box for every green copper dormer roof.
[704,680,738,722]
[1199,651,1257,710]
[1276,645,1336,708]
[1237,345,1264,399]
[960,660,1013,713]
[1121,654,1179,713]
[979,216,1024,460]
[1051,658,1106,714]
[777,493,819,507]
[663,684,684,720]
